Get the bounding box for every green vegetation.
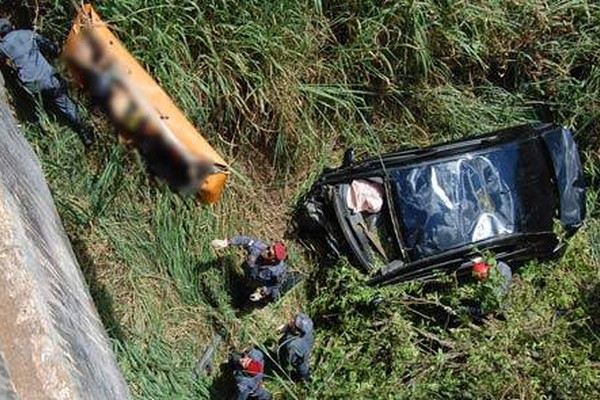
[10,0,600,398]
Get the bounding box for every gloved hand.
[276,324,287,333]
[249,287,266,302]
[210,239,229,250]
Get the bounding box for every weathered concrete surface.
[0,73,130,399]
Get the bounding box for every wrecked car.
[295,123,586,285]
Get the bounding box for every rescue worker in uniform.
[277,312,314,381]
[472,258,512,292]
[0,18,94,146]
[211,235,287,302]
[230,348,272,400]
[466,257,513,319]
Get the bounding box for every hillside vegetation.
[11,0,600,398]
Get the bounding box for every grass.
[8,0,600,398]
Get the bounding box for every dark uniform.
[229,235,287,300]
[496,261,513,296]
[232,348,272,400]
[0,19,93,145]
[278,313,314,381]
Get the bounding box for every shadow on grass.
[1,65,40,124]
[209,361,237,400]
[195,255,256,316]
[402,280,466,330]
[70,235,125,343]
[404,301,461,331]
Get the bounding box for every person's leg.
[268,284,280,301]
[43,76,95,146]
[263,279,281,301]
[252,387,272,400]
[459,299,486,321]
[296,359,311,381]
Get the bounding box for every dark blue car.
[295,124,586,284]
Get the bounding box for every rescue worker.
[472,258,512,292]
[467,257,513,318]
[0,18,94,146]
[230,348,272,400]
[277,312,314,381]
[211,235,287,302]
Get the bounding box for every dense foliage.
[7,0,600,398]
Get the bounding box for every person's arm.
[230,236,267,268]
[236,383,249,400]
[34,33,59,58]
[268,261,286,278]
[290,346,306,371]
[229,235,261,248]
[211,235,266,268]
[0,45,8,64]
[211,235,261,251]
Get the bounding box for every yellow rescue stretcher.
[64,4,229,203]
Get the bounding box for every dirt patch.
[227,146,295,240]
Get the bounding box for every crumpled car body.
[295,124,586,285]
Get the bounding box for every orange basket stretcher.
[64,4,229,203]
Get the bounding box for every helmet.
[293,313,313,335]
[272,242,287,261]
[245,359,263,376]
[0,19,12,37]
[472,261,490,281]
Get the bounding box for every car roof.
[388,133,559,260]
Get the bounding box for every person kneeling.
[211,235,287,303]
[277,313,314,382]
[230,348,272,400]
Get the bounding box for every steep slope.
[0,72,129,399]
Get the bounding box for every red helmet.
[245,359,264,376]
[473,261,490,280]
[272,242,287,261]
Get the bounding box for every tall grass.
[13,0,600,398]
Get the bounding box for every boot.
[78,127,95,147]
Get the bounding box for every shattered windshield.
[389,138,558,259]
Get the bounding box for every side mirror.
[342,148,355,167]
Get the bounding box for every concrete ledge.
[0,72,129,399]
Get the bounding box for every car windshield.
[389,137,558,260]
